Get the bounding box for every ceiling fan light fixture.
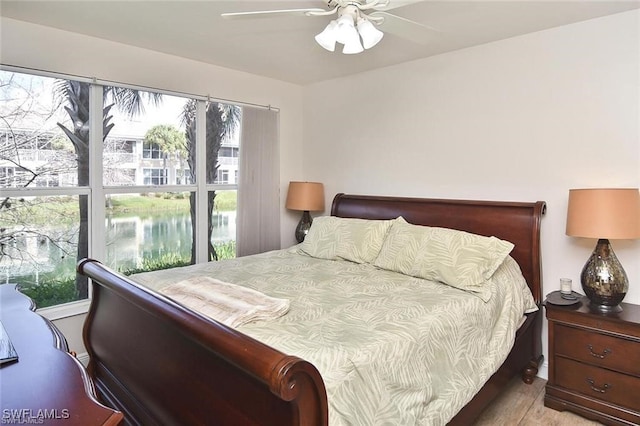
[342,36,364,54]
[222,0,436,56]
[335,12,357,45]
[357,17,384,49]
[339,21,364,54]
[315,20,338,51]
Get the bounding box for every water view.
[0,206,236,307]
[105,210,236,272]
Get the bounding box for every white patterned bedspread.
[131,249,536,425]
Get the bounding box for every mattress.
[131,248,537,425]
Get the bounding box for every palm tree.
[55,80,161,299]
[182,100,240,262]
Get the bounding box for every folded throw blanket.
[160,276,290,328]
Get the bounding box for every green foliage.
[119,253,192,276]
[118,241,236,275]
[213,191,237,212]
[0,196,79,227]
[49,135,75,152]
[108,193,191,214]
[213,240,236,260]
[19,277,78,309]
[144,124,187,157]
[2,193,235,225]
[17,241,236,308]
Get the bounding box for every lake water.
[2,210,236,284]
[105,210,236,272]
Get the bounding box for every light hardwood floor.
[473,376,604,425]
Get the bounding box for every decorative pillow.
[374,219,514,301]
[297,216,396,264]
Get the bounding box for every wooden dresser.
[545,296,640,425]
[0,284,123,425]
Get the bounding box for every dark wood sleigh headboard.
[331,193,547,303]
[78,194,546,426]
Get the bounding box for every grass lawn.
[108,190,237,213]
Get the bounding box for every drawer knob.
[586,378,611,394]
[587,344,611,359]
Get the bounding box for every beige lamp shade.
[566,188,640,239]
[285,182,325,212]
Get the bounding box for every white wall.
[1,17,306,352]
[303,10,640,379]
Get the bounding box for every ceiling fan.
[221,0,438,55]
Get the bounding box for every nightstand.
[544,296,640,425]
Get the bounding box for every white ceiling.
[1,0,639,85]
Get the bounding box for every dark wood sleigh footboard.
[78,194,546,425]
[78,258,327,426]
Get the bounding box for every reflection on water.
[0,229,77,284]
[1,210,236,286]
[106,211,236,272]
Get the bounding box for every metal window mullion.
[195,100,208,263]
[89,84,105,263]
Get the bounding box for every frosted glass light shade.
[335,13,356,44]
[357,17,383,49]
[315,20,338,52]
[342,36,364,54]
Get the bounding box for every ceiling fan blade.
[374,0,425,12]
[369,11,440,45]
[221,8,328,20]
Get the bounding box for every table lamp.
[285,181,325,243]
[566,188,640,313]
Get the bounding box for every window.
[1,69,245,312]
[215,169,229,184]
[105,192,193,274]
[121,140,135,153]
[177,169,192,185]
[210,190,237,259]
[1,71,88,309]
[220,146,239,158]
[143,168,167,185]
[0,167,15,187]
[142,141,164,159]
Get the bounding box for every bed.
[78,193,546,425]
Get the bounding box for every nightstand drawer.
[555,357,640,411]
[555,324,640,376]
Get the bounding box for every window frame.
[1,66,247,319]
